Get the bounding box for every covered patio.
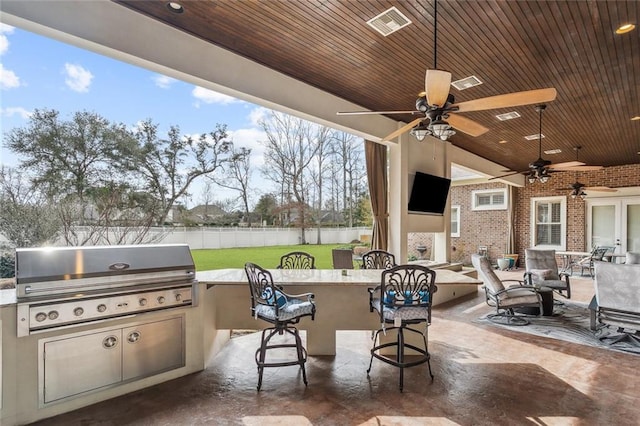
[1,1,639,425]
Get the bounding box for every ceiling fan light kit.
[409,120,431,141]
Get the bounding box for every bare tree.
[260,112,319,243]
[329,131,364,227]
[209,146,253,226]
[0,166,61,248]
[308,125,333,244]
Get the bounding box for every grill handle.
[109,262,130,271]
[24,284,92,294]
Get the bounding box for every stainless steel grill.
[16,244,197,337]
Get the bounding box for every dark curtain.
[365,140,389,251]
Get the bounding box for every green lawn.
[191,244,353,270]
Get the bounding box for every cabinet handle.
[127,331,141,343]
[102,335,118,349]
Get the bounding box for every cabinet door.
[122,317,184,381]
[43,330,122,403]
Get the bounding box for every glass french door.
[586,197,640,253]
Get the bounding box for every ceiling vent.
[367,7,411,36]
[451,75,483,90]
[495,111,521,121]
[525,133,545,141]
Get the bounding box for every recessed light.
[167,2,184,13]
[616,23,635,34]
[544,149,562,155]
[498,140,508,144]
[632,116,640,121]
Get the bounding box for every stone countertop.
[197,268,481,287]
[0,288,17,306]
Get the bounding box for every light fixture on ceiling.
[570,188,587,200]
[616,23,636,34]
[528,104,551,184]
[632,116,640,121]
[409,120,431,141]
[429,118,456,140]
[409,0,454,143]
[410,118,456,141]
[167,2,184,13]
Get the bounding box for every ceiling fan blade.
[548,161,585,170]
[584,186,617,192]
[425,69,452,107]
[488,170,527,180]
[337,110,420,116]
[452,88,557,113]
[558,165,604,171]
[382,118,423,142]
[447,113,489,137]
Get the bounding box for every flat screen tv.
[408,171,451,215]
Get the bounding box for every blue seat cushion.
[261,287,288,308]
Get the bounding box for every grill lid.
[15,244,195,285]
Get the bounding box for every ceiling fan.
[490,105,589,182]
[336,0,558,142]
[554,146,616,198]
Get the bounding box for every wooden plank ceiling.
[115,0,639,173]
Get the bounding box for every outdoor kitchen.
[0,244,208,425]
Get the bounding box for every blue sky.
[0,23,271,207]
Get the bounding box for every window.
[530,196,566,249]
[451,205,460,237]
[472,189,507,211]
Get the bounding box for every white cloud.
[0,64,20,89]
[192,86,239,106]
[247,107,270,126]
[0,25,20,88]
[0,23,15,55]
[0,34,9,56]
[0,23,15,34]
[1,106,31,119]
[153,74,177,89]
[64,63,93,93]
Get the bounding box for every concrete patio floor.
[32,269,639,426]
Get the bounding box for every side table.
[515,286,554,316]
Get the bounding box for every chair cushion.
[255,298,314,321]
[371,298,429,322]
[496,288,541,307]
[261,287,288,308]
[534,279,567,290]
[530,268,554,281]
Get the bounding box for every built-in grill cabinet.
[10,244,198,408]
[41,316,184,404]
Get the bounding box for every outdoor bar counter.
[198,267,481,356]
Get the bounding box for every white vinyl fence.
[159,226,371,249]
[3,227,372,249]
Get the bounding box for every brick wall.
[514,164,640,263]
[408,164,640,266]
